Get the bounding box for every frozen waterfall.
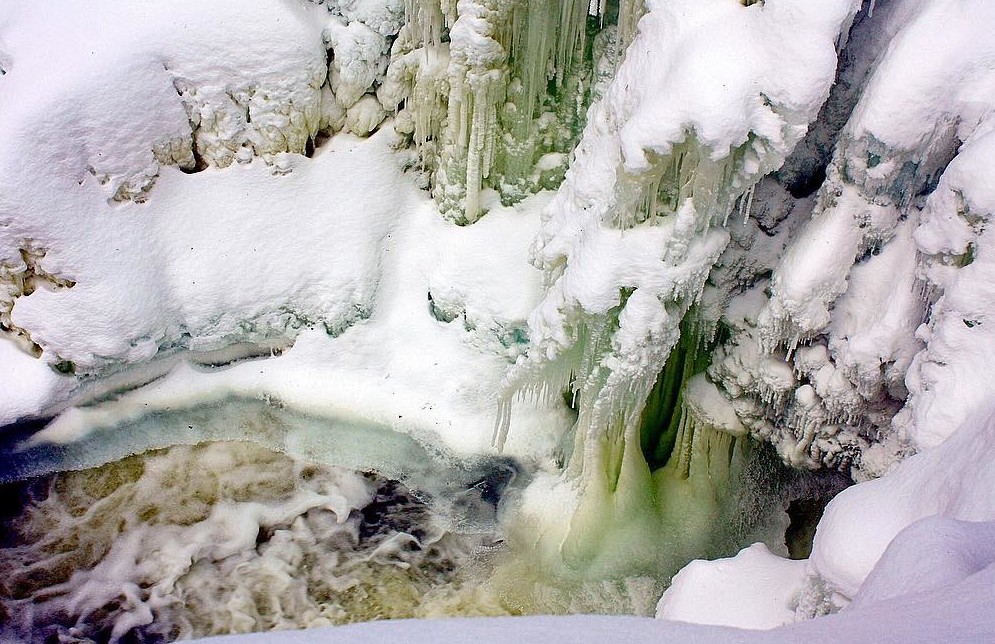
[2,0,995,641]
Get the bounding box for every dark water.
[0,441,518,643]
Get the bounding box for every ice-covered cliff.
[2,0,995,640]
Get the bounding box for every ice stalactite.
[491,0,861,588]
[638,317,724,471]
[431,0,516,222]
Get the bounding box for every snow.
[906,118,995,448]
[741,0,995,467]
[0,338,72,423]
[852,516,995,608]
[656,542,806,629]
[2,173,569,468]
[0,0,572,465]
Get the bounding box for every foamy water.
[0,441,514,642]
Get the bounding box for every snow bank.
[1,187,570,468]
[6,131,403,372]
[852,516,995,608]
[0,338,73,425]
[649,520,995,641]
[810,405,995,599]
[0,0,332,372]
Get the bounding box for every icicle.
[671,407,693,480]
[394,0,616,221]
[742,183,755,225]
[493,396,513,451]
[405,0,447,48]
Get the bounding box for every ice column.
[385,0,616,223]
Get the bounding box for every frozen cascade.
[382,0,641,223]
[3,0,995,639]
[648,1,995,622]
[490,0,862,586]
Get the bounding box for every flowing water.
[0,440,517,643]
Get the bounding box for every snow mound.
[656,542,806,629]
[809,405,995,600]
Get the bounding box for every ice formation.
[723,0,995,475]
[490,0,863,585]
[380,0,635,223]
[2,0,995,640]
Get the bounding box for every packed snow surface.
[810,405,995,599]
[656,542,806,629]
